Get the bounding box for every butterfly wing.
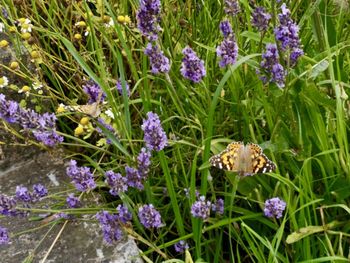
[209,141,244,171]
[68,102,101,118]
[247,143,276,175]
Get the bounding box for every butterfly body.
[209,141,276,176]
[67,102,101,117]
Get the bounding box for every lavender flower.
[0,194,17,216]
[96,210,123,244]
[219,20,232,37]
[66,160,96,192]
[138,204,162,228]
[174,240,189,253]
[274,3,303,65]
[180,46,206,83]
[211,198,224,215]
[54,212,70,220]
[105,170,128,196]
[144,43,170,74]
[117,204,132,223]
[0,226,9,245]
[66,193,80,208]
[116,80,130,97]
[191,195,211,220]
[224,0,240,16]
[216,30,238,67]
[274,4,301,50]
[125,166,144,190]
[141,112,168,151]
[33,184,48,198]
[0,95,19,123]
[30,112,63,147]
[137,147,151,179]
[290,47,304,67]
[15,186,32,202]
[258,43,286,88]
[264,197,286,219]
[82,80,106,104]
[0,94,63,147]
[251,7,271,32]
[136,0,161,40]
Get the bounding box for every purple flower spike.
[126,166,144,190]
[82,80,106,104]
[137,147,151,179]
[0,226,9,245]
[191,195,211,220]
[216,36,238,68]
[117,204,132,223]
[136,0,161,40]
[264,197,286,219]
[258,43,286,88]
[224,0,240,16]
[174,240,189,253]
[180,46,206,83]
[0,94,63,147]
[105,170,128,196]
[116,80,130,97]
[0,194,17,216]
[144,43,170,74]
[219,20,232,37]
[66,160,96,192]
[0,95,20,123]
[96,210,123,244]
[33,184,48,198]
[251,7,271,32]
[138,204,162,228]
[211,198,224,215]
[141,112,167,151]
[15,185,32,202]
[274,3,303,66]
[66,193,80,208]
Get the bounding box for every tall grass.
[1,0,350,262]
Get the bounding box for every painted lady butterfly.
[209,141,276,176]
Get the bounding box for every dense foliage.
[1,0,350,262]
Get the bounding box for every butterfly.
[65,102,101,118]
[209,141,276,176]
[64,91,103,118]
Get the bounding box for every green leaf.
[309,60,329,79]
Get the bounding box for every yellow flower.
[74,21,86,27]
[0,76,9,88]
[117,15,125,23]
[10,61,19,70]
[74,125,85,136]
[124,16,131,24]
[18,85,31,95]
[56,104,66,113]
[80,117,90,126]
[0,40,9,48]
[18,18,27,24]
[30,50,40,59]
[21,32,31,40]
[20,85,30,92]
[117,15,131,24]
[74,33,82,40]
[18,18,33,33]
